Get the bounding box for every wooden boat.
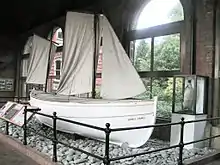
[27,12,158,148]
[30,90,157,148]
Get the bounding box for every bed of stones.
[0,118,216,165]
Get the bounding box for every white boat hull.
[29,91,157,148]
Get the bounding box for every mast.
[92,13,100,98]
[45,27,54,92]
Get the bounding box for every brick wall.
[181,0,215,77]
[195,0,215,77]
[179,0,217,117]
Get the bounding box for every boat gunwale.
[30,91,156,107]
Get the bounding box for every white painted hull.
[29,91,157,148]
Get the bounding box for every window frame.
[127,21,183,119]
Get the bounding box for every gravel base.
[0,118,216,165]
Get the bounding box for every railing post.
[178,117,185,165]
[5,121,9,135]
[23,106,27,145]
[52,112,57,162]
[104,123,111,165]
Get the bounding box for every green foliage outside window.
[134,3,184,119]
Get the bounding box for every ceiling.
[0,0,153,38]
[0,0,108,36]
[0,0,191,37]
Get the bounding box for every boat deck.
[31,90,154,104]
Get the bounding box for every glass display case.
[172,75,208,115]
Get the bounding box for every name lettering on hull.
[128,116,146,121]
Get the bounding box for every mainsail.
[26,35,56,85]
[23,36,33,55]
[100,16,146,99]
[56,12,95,95]
[26,12,145,99]
[56,12,145,99]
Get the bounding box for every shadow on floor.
[0,141,39,165]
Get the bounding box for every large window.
[48,52,62,92]
[154,34,180,71]
[55,60,61,77]
[134,34,180,72]
[131,0,184,119]
[134,38,152,71]
[46,27,64,92]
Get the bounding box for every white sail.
[101,16,146,99]
[56,12,95,95]
[26,35,51,85]
[23,36,33,54]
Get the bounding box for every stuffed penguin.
[183,79,195,110]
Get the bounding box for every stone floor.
[0,141,39,165]
[205,159,220,165]
[206,160,220,165]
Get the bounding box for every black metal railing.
[1,100,220,165]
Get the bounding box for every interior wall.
[0,36,20,100]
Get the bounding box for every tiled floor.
[0,141,39,165]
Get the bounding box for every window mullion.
[150,37,155,99]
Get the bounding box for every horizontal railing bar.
[58,141,104,160]
[184,134,220,146]
[111,122,181,132]
[184,117,220,124]
[26,108,41,111]
[18,101,30,103]
[110,144,180,162]
[56,117,105,131]
[30,111,54,119]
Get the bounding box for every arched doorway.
[47,27,64,47]
[47,27,64,92]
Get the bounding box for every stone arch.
[47,26,64,47]
[132,0,185,30]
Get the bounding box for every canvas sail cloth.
[56,12,95,95]
[26,35,56,84]
[101,16,146,99]
[23,36,33,55]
